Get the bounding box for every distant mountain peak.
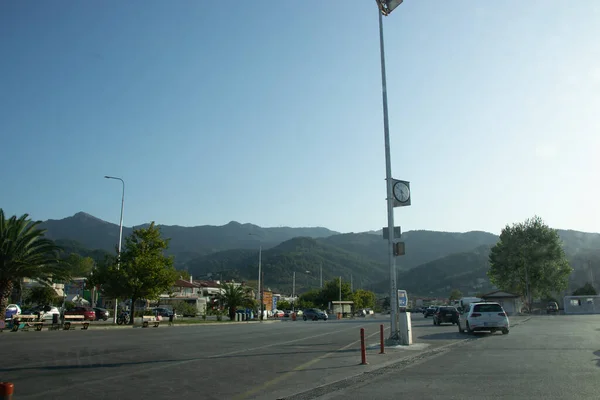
[72,212,110,224]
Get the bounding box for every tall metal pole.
[105,176,124,324]
[259,245,263,320]
[378,9,399,340]
[320,264,323,288]
[292,271,296,311]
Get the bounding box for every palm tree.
[216,282,254,320]
[0,210,66,320]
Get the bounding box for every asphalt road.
[0,314,462,400]
[310,314,599,400]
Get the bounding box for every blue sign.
[272,297,278,311]
[397,290,408,308]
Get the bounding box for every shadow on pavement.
[417,331,483,341]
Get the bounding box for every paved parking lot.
[0,313,469,399]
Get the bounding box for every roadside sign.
[397,290,408,308]
[272,297,278,311]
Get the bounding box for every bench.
[142,316,160,328]
[10,315,38,332]
[63,315,90,330]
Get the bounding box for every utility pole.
[351,274,354,292]
[320,264,323,288]
[292,271,296,311]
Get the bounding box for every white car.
[458,302,509,335]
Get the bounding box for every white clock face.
[393,182,410,203]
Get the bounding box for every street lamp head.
[377,0,403,15]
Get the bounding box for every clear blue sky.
[1,1,599,234]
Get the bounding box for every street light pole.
[104,175,124,324]
[376,0,403,341]
[320,264,323,288]
[249,233,263,321]
[292,271,296,311]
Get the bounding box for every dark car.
[433,306,459,325]
[152,307,174,318]
[64,306,96,321]
[424,307,438,318]
[302,308,328,321]
[93,307,110,321]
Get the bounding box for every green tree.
[352,289,376,310]
[449,289,463,301]
[317,279,352,308]
[64,254,95,278]
[488,216,572,309]
[0,210,67,319]
[217,283,254,320]
[87,223,178,324]
[277,299,291,310]
[172,301,199,317]
[26,285,60,306]
[298,289,321,308]
[572,282,597,296]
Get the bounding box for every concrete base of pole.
[387,312,412,346]
[399,312,413,345]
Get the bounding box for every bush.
[173,301,198,317]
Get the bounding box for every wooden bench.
[142,316,160,328]
[11,315,38,332]
[63,315,90,330]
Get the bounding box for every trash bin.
[52,313,59,325]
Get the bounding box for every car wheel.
[303,316,307,321]
[502,328,509,335]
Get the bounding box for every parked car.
[64,306,96,321]
[272,310,285,318]
[433,306,459,325]
[302,308,328,321]
[93,307,110,321]
[21,305,60,320]
[458,302,509,334]
[5,304,21,319]
[152,307,174,318]
[546,302,559,314]
[424,306,438,318]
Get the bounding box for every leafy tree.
[449,289,463,301]
[64,253,95,278]
[572,282,597,296]
[352,289,376,310]
[216,283,254,320]
[277,299,291,310]
[172,301,198,316]
[298,289,321,309]
[87,223,178,324]
[26,285,60,306]
[317,279,352,308]
[0,210,67,319]
[488,216,572,309]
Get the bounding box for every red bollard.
[0,382,14,400]
[379,324,385,354]
[360,328,368,365]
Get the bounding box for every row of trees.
[290,279,377,311]
[0,209,183,322]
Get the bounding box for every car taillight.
[498,312,507,317]
[471,313,481,317]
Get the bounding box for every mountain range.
[38,212,600,297]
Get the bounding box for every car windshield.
[473,304,503,313]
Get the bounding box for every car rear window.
[473,304,503,312]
